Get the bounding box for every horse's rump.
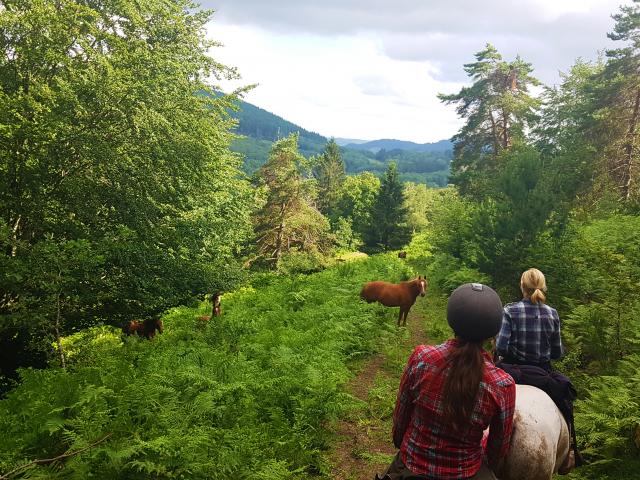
[497,385,570,480]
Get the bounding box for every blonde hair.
[520,268,547,304]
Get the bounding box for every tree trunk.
[621,87,640,201]
[501,107,510,149]
[10,214,21,257]
[489,111,500,157]
[55,293,66,369]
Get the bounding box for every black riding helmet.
[447,283,503,342]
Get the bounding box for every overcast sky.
[205,0,630,143]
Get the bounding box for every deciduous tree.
[0,0,252,379]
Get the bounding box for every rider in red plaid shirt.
[382,284,516,480]
[393,340,515,478]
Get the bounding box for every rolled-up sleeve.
[392,347,421,448]
[486,380,516,469]
[495,308,512,357]
[550,312,564,360]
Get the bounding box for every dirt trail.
[329,308,428,480]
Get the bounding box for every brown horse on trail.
[360,276,428,326]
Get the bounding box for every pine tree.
[363,163,411,252]
[589,1,640,201]
[313,139,345,219]
[253,134,331,268]
[439,44,540,197]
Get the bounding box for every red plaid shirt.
[393,340,515,479]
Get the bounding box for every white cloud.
[205,0,631,143]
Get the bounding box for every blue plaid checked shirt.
[496,299,564,363]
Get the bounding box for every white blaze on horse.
[495,385,570,480]
[360,276,428,326]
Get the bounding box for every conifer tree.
[313,139,345,219]
[363,163,411,252]
[439,44,540,197]
[589,1,640,201]
[253,134,331,268]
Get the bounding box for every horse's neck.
[407,280,420,296]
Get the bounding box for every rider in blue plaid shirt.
[495,268,563,371]
[495,268,579,473]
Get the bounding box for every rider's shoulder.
[503,300,526,310]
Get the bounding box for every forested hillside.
[2,0,640,479]
[229,100,452,186]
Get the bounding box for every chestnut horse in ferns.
[122,318,164,339]
[360,276,427,326]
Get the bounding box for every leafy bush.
[0,256,413,479]
[426,254,491,295]
[575,355,640,462]
[404,231,433,262]
[277,249,329,275]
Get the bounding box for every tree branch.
[0,433,112,479]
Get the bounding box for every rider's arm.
[495,308,512,357]
[486,379,516,470]
[392,346,421,448]
[550,310,564,360]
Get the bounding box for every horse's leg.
[403,306,410,326]
[397,308,404,327]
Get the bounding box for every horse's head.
[417,276,428,297]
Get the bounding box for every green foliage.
[425,254,491,295]
[399,171,450,188]
[313,139,346,220]
[332,217,361,252]
[252,134,332,269]
[575,355,640,462]
[549,216,640,372]
[0,256,413,478]
[403,182,431,233]
[334,172,381,244]
[439,44,541,197]
[362,163,411,253]
[277,250,328,275]
[403,232,433,263]
[0,0,252,382]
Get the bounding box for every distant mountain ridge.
[233,100,326,146]
[343,139,452,153]
[229,98,452,187]
[231,100,452,153]
[334,138,369,146]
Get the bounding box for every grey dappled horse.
[495,385,570,480]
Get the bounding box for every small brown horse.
[197,292,222,322]
[122,318,164,339]
[360,276,428,326]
